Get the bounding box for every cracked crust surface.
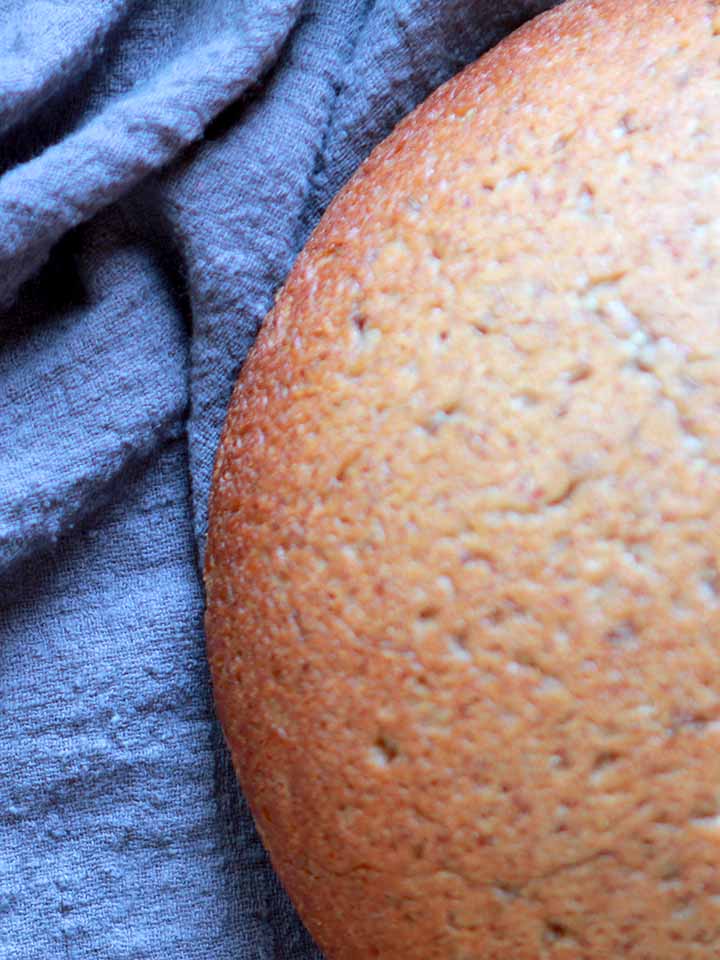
[205,1,720,957]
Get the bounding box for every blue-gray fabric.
[0,2,561,957]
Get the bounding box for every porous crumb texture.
[205,1,720,957]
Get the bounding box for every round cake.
[204,1,720,956]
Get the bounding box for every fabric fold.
[0,0,304,310]
[0,209,188,581]
[0,0,138,137]
[0,3,563,958]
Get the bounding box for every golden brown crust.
[205,1,720,956]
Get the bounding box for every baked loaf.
[205,1,720,956]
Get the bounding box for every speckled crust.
[205,2,720,957]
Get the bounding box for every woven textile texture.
[0,2,561,956]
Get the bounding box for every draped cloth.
[0,2,561,956]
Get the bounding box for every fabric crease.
[0,3,562,957]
